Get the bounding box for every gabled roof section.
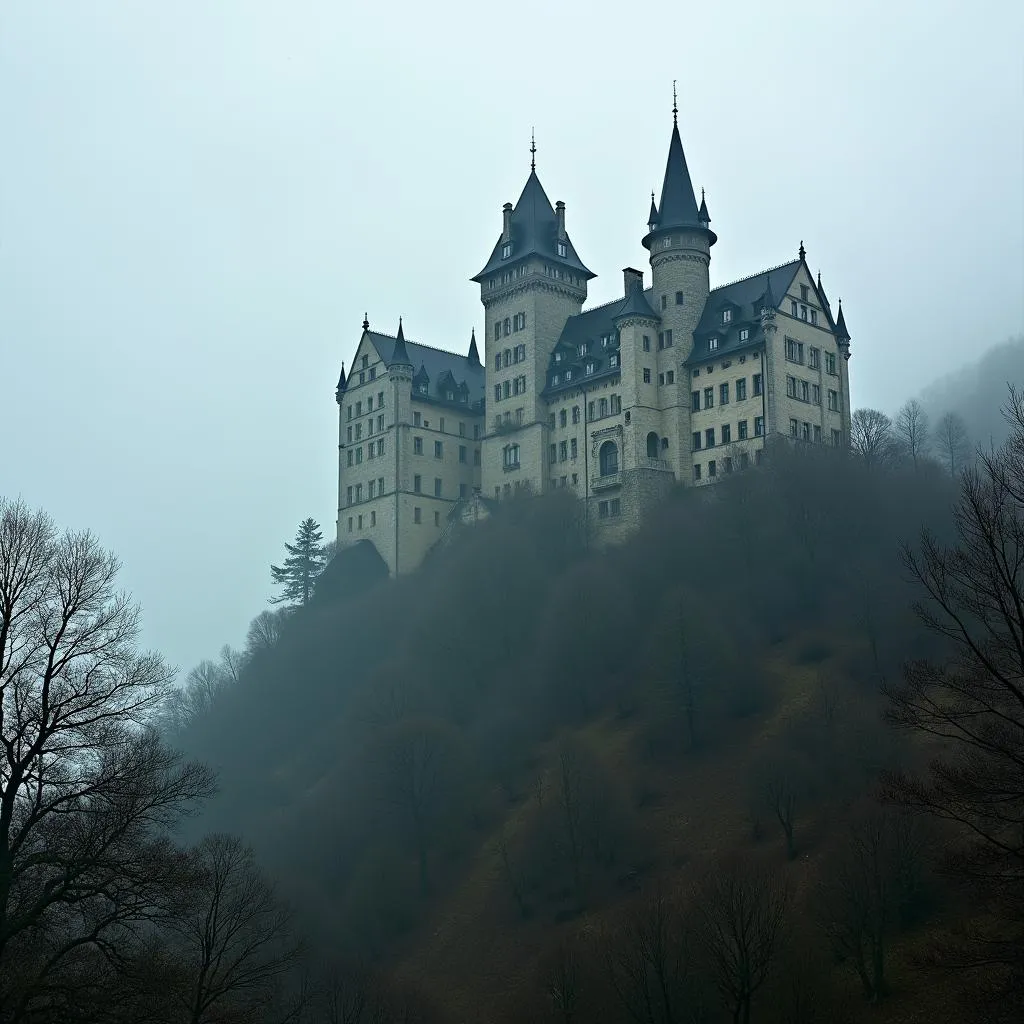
[696,260,801,335]
[614,278,659,322]
[472,169,595,282]
[366,329,486,406]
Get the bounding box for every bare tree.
[817,809,924,1002]
[244,608,288,659]
[850,409,895,467]
[696,865,788,1024]
[935,410,970,478]
[165,834,303,1024]
[0,498,215,1020]
[894,399,931,470]
[883,386,1024,1017]
[602,890,705,1024]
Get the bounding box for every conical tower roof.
[835,300,851,342]
[391,318,412,366]
[467,328,480,366]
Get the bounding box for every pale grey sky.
[2,1,1022,674]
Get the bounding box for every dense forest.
[2,365,1023,1022]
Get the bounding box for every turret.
[835,300,851,357]
[389,318,412,372]
[467,328,481,367]
[641,91,716,363]
[335,361,346,404]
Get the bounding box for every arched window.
[646,432,659,458]
[599,440,619,476]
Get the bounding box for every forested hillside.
[169,426,1016,1022]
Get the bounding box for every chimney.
[555,200,566,240]
[622,267,644,296]
[502,202,513,242]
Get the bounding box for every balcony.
[640,457,673,472]
[592,472,621,492]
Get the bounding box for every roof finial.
[672,80,678,125]
[362,312,369,332]
[799,240,806,261]
[530,127,536,171]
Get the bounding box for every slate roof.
[835,301,850,341]
[365,330,486,407]
[472,169,595,282]
[614,278,660,321]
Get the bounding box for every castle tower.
[642,94,716,366]
[472,139,595,497]
[388,319,414,573]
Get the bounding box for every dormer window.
[739,328,750,342]
[418,383,428,395]
[501,243,512,259]
[610,353,619,367]
[709,337,719,351]
[662,237,672,249]
[585,362,595,375]
[554,351,562,363]
[557,241,567,258]
[722,309,732,324]
[578,343,587,357]
[551,373,560,386]
[565,369,573,381]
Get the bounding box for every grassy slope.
[390,631,967,1023]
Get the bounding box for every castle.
[335,105,853,575]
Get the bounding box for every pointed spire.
[817,270,831,309]
[698,187,710,225]
[467,327,480,366]
[760,271,777,314]
[799,240,806,262]
[391,317,412,366]
[362,312,369,332]
[835,299,851,342]
[336,360,346,393]
[648,190,659,229]
[530,127,536,171]
[672,80,678,126]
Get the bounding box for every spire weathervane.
[530,127,536,171]
[672,80,678,125]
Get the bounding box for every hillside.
[168,437,1015,1021]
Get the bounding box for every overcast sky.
[2,1,1022,675]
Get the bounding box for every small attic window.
[585,362,595,376]
[578,343,587,357]
[739,328,750,342]
[557,241,567,258]
[501,243,512,259]
[709,337,719,351]
[722,309,732,324]
[418,383,428,395]
[554,351,562,363]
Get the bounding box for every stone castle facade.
[335,110,853,575]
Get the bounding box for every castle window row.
[691,374,763,411]
[694,450,763,481]
[786,338,837,372]
[788,420,843,446]
[548,406,583,429]
[494,314,527,341]
[549,438,580,463]
[346,476,386,506]
[495,343,527,368]
[493,409,525,430]
[692,417,765,450]
[549,473,581,490]
[346,391,386,421]
[789,299,819,326]
[658,371,676,386]
[784,376,841,411]
[598,498,622,519]
[494,375,528,402]
[659,292,686,310]
[346,510,377,532]
[345,438,386,466]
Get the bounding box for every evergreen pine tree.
[270,517,327,606]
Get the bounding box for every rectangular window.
[346,406,352,422]
[736,378,747,400]
[720,382,729,405]
[704,386,714,409]
[355,483,362,501]
[753,373,763,396]
[812,384,821,405]
[371,510,376,526]
[572,406,580,423]
[413,436,423,455]
[379,476,384,494]
[739,328,749,342]
[434,478,442,497]
[665,330,673,347]
[559,409,567,427]
[599,500,609,519]
[790,418,799,437]
[356,401,362,416]
[800,304,808,321]
[588,401,595,420]
[346,485,353,505]
[642,335,651,352]
[346,450,353,467]
[826,351,837,375]
[722,424,731,444]
[802,421,811,441]
[832,429,842,446]
[414,474,421,493]
[347,517,353,532]
[414,412,422,426]
[355,448,363,464]
[705,428,715,448]
[368,480,376,498]
[611,394,621,414]
[666,370,675,385]
[694,464,702,482]
[661,295,668,310]
[414,507,421,523]
[549,443,557,463]
[378,414,384,431]
[810,309,818,326]
[356,514,363,529]
[809,347,820,369]
[828,389,839,411]
[787,375,797,399]
[692,390,701,411]
[610,498,621,517]
[800,380,809,402]
[738,419,748,440]
[790,299,798,316]
[755,416,764,436]
[659,373,665,386]
[571,438,578,459]
[378,391,385,407]
[814,424,822,443]
[434,440,443,458]
[658,332,665,350]
[708,459,717,477]
[675,291,684,305]
[722,309,732,323]
[458,444,466,463]
[355,423,362,440]
[643,368,652,383]
[439,417,445,432]
[692,431,701,450]
[559,440,568,461]
[474,449,481,465]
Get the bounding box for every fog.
[2,1,1022,674]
